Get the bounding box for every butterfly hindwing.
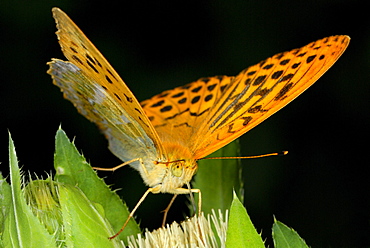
[141,76,234,143]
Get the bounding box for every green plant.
[0,129,309,247]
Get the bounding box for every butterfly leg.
[194,188,201,216]
[92,158,141,171]
[109,185,159,240]
[161,194,178,227]
[173,188,202,216]
[188,188,202,216]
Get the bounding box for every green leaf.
[54,128,140,241]
[2,132,56,248]
[59,184,124,247]
[272,218,309,248]
[0,173,11,247]
[226,192,264,248]
[193,140,244,215]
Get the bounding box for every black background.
[1,1,369,247]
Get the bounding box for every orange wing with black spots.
[141,76,234,142]
[142,35,350,159]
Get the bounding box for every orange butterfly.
[47,7,349,238]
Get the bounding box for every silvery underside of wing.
[49,59,158,170]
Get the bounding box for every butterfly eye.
[170,161,184,177]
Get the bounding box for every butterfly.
[47,7,349,238]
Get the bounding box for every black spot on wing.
[124,94,133,103]
[247,70,256,76]
[191,96,200,104]
[253,75,267,85]
[220,85,227,92]
[263,64,274,70]
[86,54,96,65]
[227,123,235,134]
[271,70,283,80]
[72,55,83,65]
[279,73,294,83]
[190,108,209,117]
[191,86,202,93]
[207,84,217,91]
[292,62,301,69]
[151,100,164,108]
[96,58,102,68]
[242,116,252,126]
[174,122,191,128]
[160,105,172,113]
[291,48,300,55]
[159,92,170,98]
[171,92,184,98]
[216,75,224,81]
[247,105,262,113]
[114,93,121,101]
[275,83,293,100]
[274,53,285,60]
[306,55,316,63]
[257,88,270,96]
[205,94,213,102]
[258,59,267,67]
[70,46,78,53]
[134,108,143,114]
[280,59,290,65]
[178,98,186,104]
[86,59,99,73]
[165,108,190,120]
[105,75,113,84]
[106,68,117,81]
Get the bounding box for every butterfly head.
[141,142,197,194]
[150,158,197,194]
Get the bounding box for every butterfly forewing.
[49,8,165,161]
[141,35,349,159]
[191,35,350,158]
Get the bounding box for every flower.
[127,210,228,248]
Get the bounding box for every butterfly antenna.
[199,151,288,161]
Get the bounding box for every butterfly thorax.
[140,142,198,194]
